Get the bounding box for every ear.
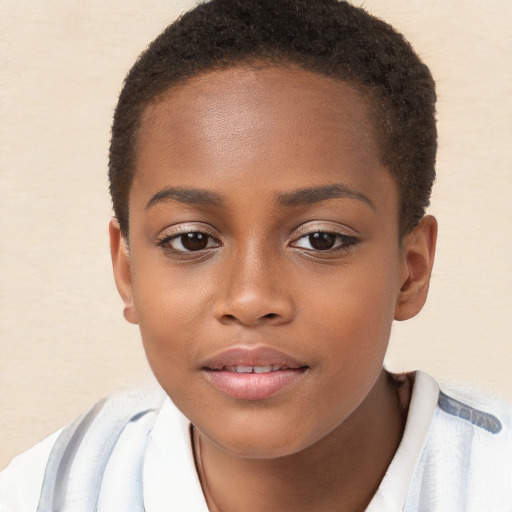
[109,218,138,324]
[394,215,438,321]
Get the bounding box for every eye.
[158,231,219,252]
[291,231,359,252]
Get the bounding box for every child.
[1,0,510,510]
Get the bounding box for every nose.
[213,245,295,327]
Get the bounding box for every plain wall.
[1,0,511,470]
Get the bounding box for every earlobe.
[109,218,139,325]
[394,215,437,321]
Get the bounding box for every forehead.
[132,65,394,216]
[139,65,378,161]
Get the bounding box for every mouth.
[201,346,309,400]
[208,364,304,373]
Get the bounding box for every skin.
[110,65,437,511]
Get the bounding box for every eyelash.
[156,228,359,256]
[156,231,220,254]
[290,231,360,254]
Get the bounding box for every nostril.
[221,312,278,323]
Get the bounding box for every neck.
[194,370,407,512]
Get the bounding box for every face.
[111,66,435,458]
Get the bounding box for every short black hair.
[109,0,436,236]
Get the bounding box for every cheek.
[300,259,399,370]
[131,262,214,377]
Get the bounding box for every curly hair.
[109,0,436,236]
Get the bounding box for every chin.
[199,415,325,460]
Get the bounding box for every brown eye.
[179,232,209,251]
[308,232,336,250]
[291,230,359,253]
[158,231,219,253]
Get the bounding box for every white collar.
[144,398,209,512]
[365,370,439,511]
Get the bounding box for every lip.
[201,345,309,400]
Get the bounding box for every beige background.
[1,0,511,470]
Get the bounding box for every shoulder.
[408,376,512,511]
[0,430,61,512]
[0,383,166,512]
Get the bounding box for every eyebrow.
[276,184,374,209]
[145,187,224,210]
